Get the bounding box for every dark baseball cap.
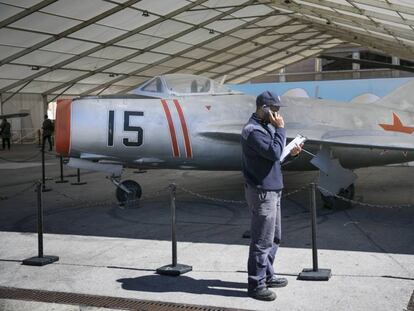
[256,91,286,107]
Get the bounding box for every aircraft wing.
[199,122,414,151]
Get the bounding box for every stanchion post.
[41,146,51,192]
[22,182,59,266]
[71,168,87,186]
[55,155,68,183]
[171,183,177,266]
[156,183,192,276]
[298,183,331,281]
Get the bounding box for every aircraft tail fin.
[375,80,414,112]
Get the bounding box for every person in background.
[0,118,11,150]
[42,114,54,151]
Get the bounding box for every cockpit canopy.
[131,74,239,98]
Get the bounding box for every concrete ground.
[0,144,413,311]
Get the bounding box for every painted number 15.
[108,110,144,147]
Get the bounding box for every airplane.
[54,74,414,205]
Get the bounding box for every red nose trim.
[55,99,72,156]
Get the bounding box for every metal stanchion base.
[298,268,331,281]
[22,255,59,266]
[71,182,87,185]
[242,230,250,239]
[156,264,192,276]
[41,188,52,192]
[55,180,68,183]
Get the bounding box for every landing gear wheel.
[320,193,335,209]
[320,183,355,209]
[338,184,355,200]
[115,180,142,207]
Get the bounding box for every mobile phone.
[262,106,271,118]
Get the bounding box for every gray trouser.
[245,183,282,291]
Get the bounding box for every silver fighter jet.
[55,74,414,204]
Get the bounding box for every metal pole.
[55,155,68,183]
[171,183,177,267]
[156,183,192,276]
[310,183,318,271]
[59,156,64,181]
[71,168,86,185]
[22,182,59,266]
[41,147,51,192]
[41,148,45,189]
[297,183,331,280]
[36,182,44,258]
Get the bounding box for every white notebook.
[280,134,307,162]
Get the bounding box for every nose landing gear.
[111,178,142,207]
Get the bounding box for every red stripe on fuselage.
[161,99,180,157]
[173,99,192,158]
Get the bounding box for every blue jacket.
[241,113,286,191]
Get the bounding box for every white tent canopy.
[0,0,412,97]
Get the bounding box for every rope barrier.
[52,186,170,209]
[0,182,37,201]
[317,185,412,209]
[32,181,413,210]
[0,151,41,163]
[175,184,310,205]
[1,166,410,210]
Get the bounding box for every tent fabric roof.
[0,0,412,96]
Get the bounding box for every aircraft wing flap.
[287,128,414,151]
[199,123,414,151]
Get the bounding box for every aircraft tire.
[116,180,142,206]
[320,183,355,209]
[339,183,355,200]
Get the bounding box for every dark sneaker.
[248,287,276,301]
[266,276,288,288]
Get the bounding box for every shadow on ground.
[117,275,247,298]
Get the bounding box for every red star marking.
[379,112,414,134]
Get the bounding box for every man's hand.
[269,111,284,128]
[290,143,303,156]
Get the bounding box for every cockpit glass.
[134,74,236,96]
[163,74,232,94]
[141,77,163,93]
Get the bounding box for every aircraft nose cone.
[55,99,72,156]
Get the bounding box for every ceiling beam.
[0,0,58,29]
[276,4,414,61]
[0,0,141,67]
[271,0,414,43]
[301,0,414,28]
[210,32,329,80]
[308,21,414,61]
[0,0,208,94]
[83,6,290,95]
[319,54,414,73]
[43,0,257,96]
[351,0,414,16]
[194,26,314,76]
[226,36,335,82]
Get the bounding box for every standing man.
[42,114,54,151]
[0,118,11,150]
[241,91,302,301]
